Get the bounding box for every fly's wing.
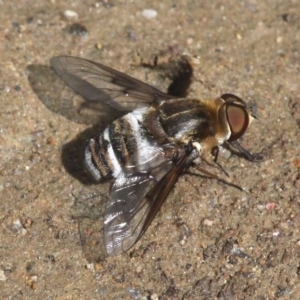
[104,145,190,256]
[50,56,173,112]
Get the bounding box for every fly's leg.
[228,141,264,162]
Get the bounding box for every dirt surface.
[1,1,300,299]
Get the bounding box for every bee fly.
[50,56,260,257]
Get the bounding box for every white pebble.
[64,10,78,19]
[141,9,157,19]
[0,270,6,281]
[86,263,95,270]
[203,218,214,226]
[12,219,23,231]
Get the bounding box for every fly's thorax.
[146,98,220,144]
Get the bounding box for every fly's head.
[220,93,254,143]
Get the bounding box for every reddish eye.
[226,104,249,141]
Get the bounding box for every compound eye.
[226,104,249,141]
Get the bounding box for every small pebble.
[150,294,159,300]
[86,263,95,270]
[68,23,88,37]
[127,288,142,298]
[203,218,214,226]
[236,33,242,40]
[95,42,102,50]
[64,10,78,19]
[265,202,276,210]
[26,275,38,290]
[12,219,23,232]
[186,37,193,45]
[0,270,6,281]
[141,9,157,19]
[257,204,265,210]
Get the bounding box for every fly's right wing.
[104,145,192,256]
[50,56,173,112]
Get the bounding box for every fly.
[50,56,261,256]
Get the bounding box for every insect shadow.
[26,57,193,262]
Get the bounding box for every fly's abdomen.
[84,108,148,180]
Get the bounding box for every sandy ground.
[1,1,300,299]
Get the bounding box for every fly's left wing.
[50,56,173,112]
[104,145,191,256]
